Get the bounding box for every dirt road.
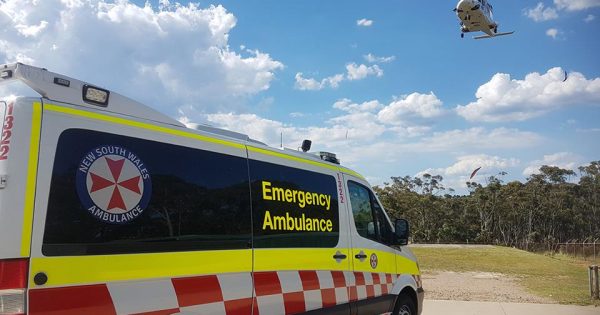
[422,270,554,303]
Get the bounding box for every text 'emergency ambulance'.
[261,181,334,232]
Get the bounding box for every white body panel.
[0,97,39,258]
[2,63,182,127]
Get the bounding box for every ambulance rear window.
[42,129,252,256]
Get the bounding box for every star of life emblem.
[370,253,378,269]
[76,145,151,224]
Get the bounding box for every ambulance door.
[247,147,351,315]
[27,101,254,314]
[343,175,398,314]
[0,98,42,315]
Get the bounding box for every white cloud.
[576,128,600,133]
[331,97,439,140]
[554,0,600,11]
[203,113,290,145]
[389,126,432,138]
[14,20,49,37]
[417,154,520,188]
[183,110,541,172]
[293,73,322,91]
[456,67,600,122]
[209,93,443,161]
[584,14,596,22]
[330,127,541,168]
[295,63,383,91]
[434,155,519,176]
[546,28,561,39]
[0,0,283,115]
[332,94,443,129]
[526,3,559,21]
[523,152,583,176]
[356,18,373,27]
[364,53,396,63]
[378,92,444,124]
[345,63,383,80]
[525,1,599,23]
[180,105,541,179]
[333,98,383,113]
[294,72,344,91]
[195,110,387,151]
[289,112,305,118]
[324,74,345,88]
[405,127,542,152]
[327,112,387,140]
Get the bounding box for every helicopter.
[454,0,514,39]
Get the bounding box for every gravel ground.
[422,270,555,304]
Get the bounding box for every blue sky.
[1,0,599,193]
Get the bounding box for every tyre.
[392,293,417,315]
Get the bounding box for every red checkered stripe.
[253,270,398,314]
[28,271,399,315]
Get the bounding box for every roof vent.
[318,151,340,164]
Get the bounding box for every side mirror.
[394,219,410,246]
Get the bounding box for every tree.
[374,161,600,249]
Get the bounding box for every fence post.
[595,266,600,300]
[569,242,573,257]
[589,266,594,299]
[571,242,575,257]
[590,265,600,300]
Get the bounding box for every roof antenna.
[345,130,349,140]
[280,132,283,148]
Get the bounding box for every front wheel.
[393,293,417,315]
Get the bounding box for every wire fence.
[412,241,600,262]
[522,240,600,262]
[553,241,600,262]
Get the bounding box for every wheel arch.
[391,286,419,315]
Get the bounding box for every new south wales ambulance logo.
[76,145,152,224]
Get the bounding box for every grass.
[410,245,598,305]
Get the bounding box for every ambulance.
[0,63,423,315]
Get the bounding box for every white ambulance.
[0,63,423,315]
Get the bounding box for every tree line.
[374,161,600,249]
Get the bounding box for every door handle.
[333,250,347,262]
[355,250,367,261]
[333,253,347,260]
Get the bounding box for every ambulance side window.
[348,181,392,244]
[372,197,393,244]
[249,159,340,248]
[348,182,377,241]
[42,129,252,256]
